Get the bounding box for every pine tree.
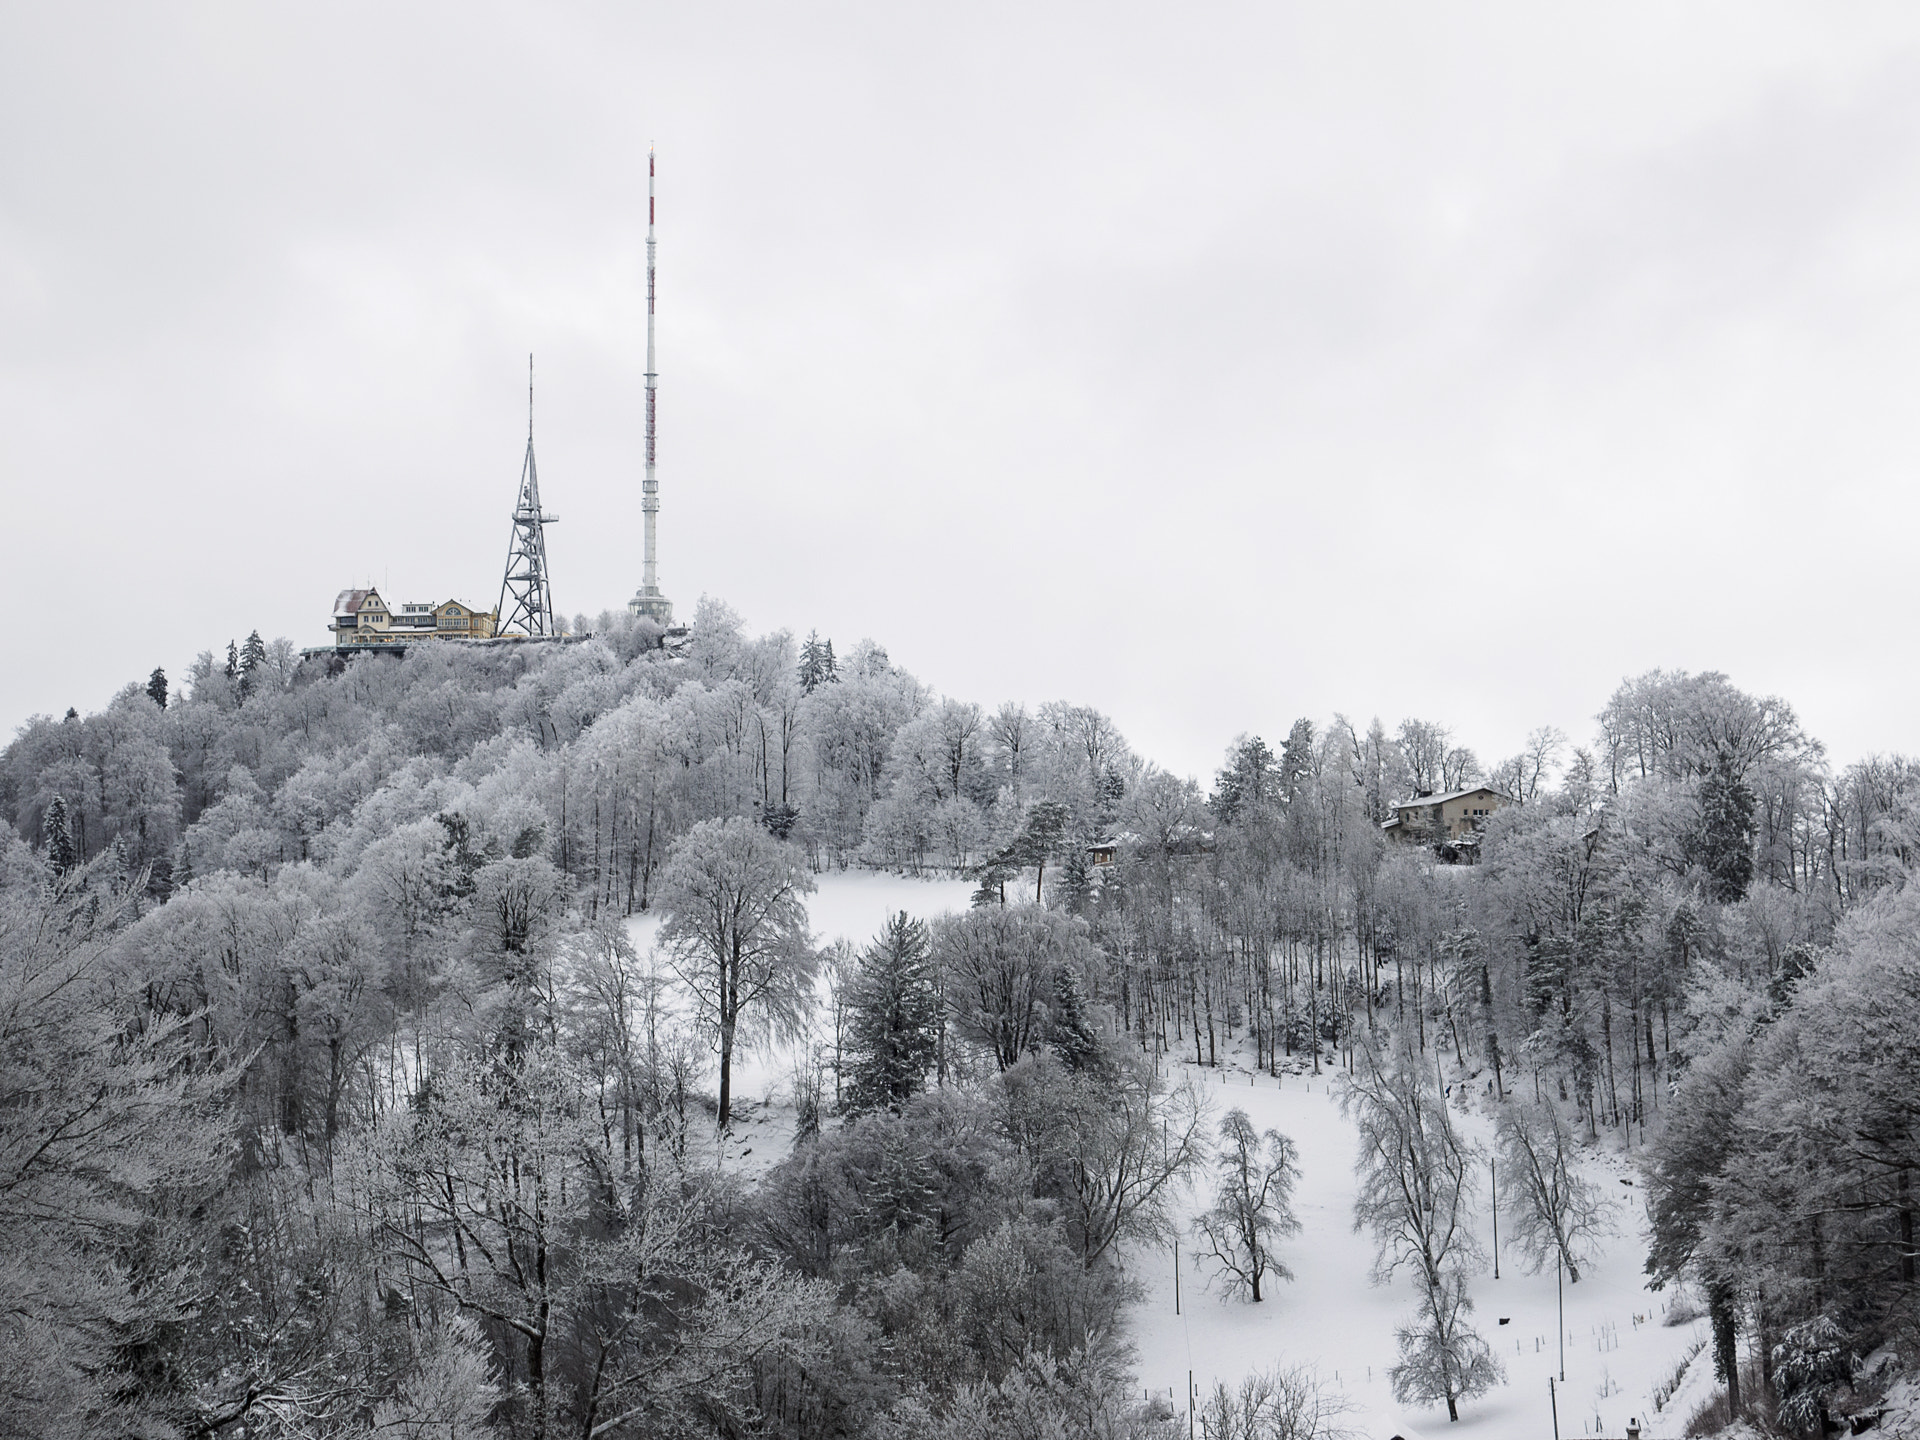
[145,667,168,710]
[1278,718,1316,803]
[970,852,1017,908]
[1057,841,1095,916]
[1048,962,1104,1071]
[238,630,266,699]
[224,640,239,686]
[1686,758,1756,903]
[820,638,837,683]
[1009,799,1071,903]
[798,631,825,693]
[42,796,76,880]
[842,911,939,1114]
[1211,735,1278,823]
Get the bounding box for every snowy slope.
[1127,1045,1711,1440]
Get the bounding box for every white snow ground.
[1128,1041,1712,1440]
[626,874,1713,1438]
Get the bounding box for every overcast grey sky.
[5,3,1920,782]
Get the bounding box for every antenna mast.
[629,147,674,624]
[498,353,560,636]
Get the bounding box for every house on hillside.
[1381,784,1516,852]
[330,588,499,648]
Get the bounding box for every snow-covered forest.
[3,601,1915,1439]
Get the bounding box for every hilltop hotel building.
[330,588,498,647]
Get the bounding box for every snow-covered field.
[627,872,1711,1439]
[624,867,976,1112]
[1130,1041,1711,1440]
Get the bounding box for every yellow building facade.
[1381,785,1515,845]
[330,588,499,647]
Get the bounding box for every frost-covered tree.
[934,902,1098,1072]
[1344,1038,1500,1421]
[1388,1270,1502,1419]
[1212,734,1279,822]
[1493,1099,1611,1282]
[842,910,938,1114]
[0,875,227,1438]
[1194,1107,1301,1302]
[41,793,76,878]
[657,816,817,1124]
[998,1050,1208,1266]
[1199,1363,1352,1440]
[1397,718,1452,796]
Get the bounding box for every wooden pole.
[1492,1158,1500,1279]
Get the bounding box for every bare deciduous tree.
[1199,1362,1354,1440]
[1343,1039,1501,1421]
[1494,1098,1612,1282]
[1194,1108,1302,1302]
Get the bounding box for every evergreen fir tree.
[969,852,1016,907]
[42,795,76,879]
[238,630,266,699]
[1686,757,1756,903]
[224,641,239,686]
[1211,735,1277,823]
[761,802,801,841]
[1057,840,1095,915]
[1047,963,1103,1072]
[798,631,825,693]
[145,667,168,709]
[1278,718,1316,803]
[842,911,939,1114]
[1009,799,1071,903]
[820,638,837,683]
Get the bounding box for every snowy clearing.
[1129,1040,1710,1440]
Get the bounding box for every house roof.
[1396,785,1515,810]
[332,588,371,616]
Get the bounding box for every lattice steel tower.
[497,355,560,636]
[628,148,674,625]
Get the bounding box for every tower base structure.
[627,586,674,625]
